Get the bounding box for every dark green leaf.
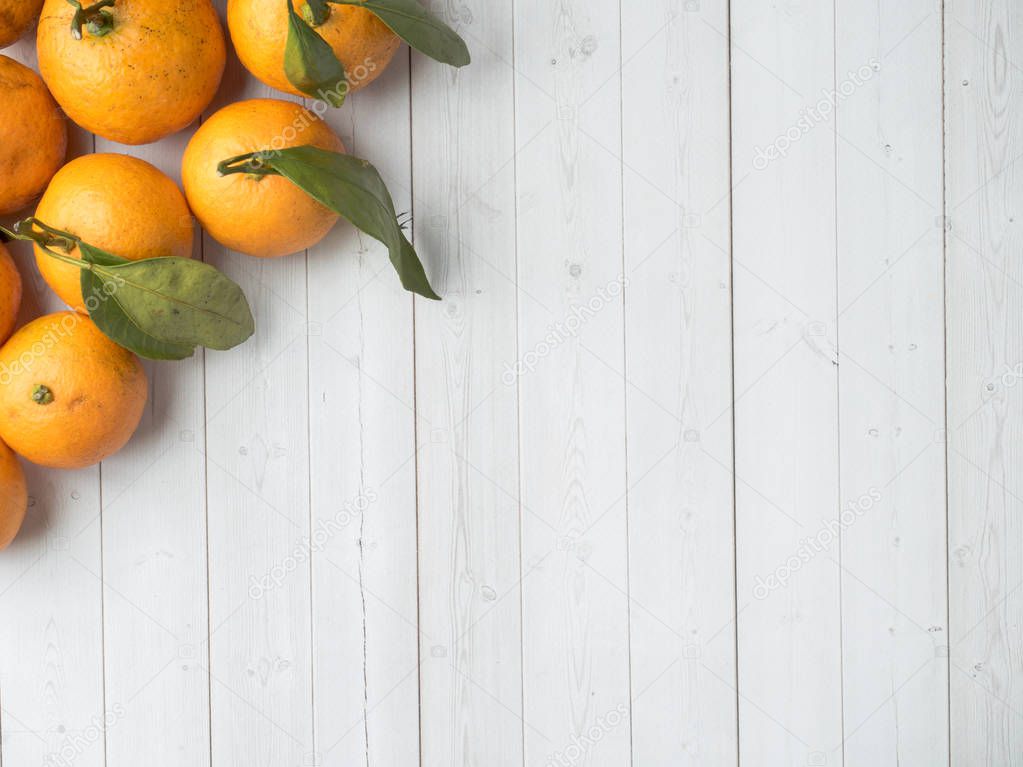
[82,269,196,360]
[79,244,197,360]
[78,245,256,360]
[332,0,470,67]
[263,146,440,300]
[285,0,348,107]
[78,241,130,266]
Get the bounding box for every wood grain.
[946,0,1023,763]
[412,1,525,765]
[731,1,844,762]
[514,0,632,764]
[308,49,421,767]
[621,1,738,764]
[835,2,949,765]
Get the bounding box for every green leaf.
[82,272,196,360]
[78,241,130,266]
[78,244,256,360]
[332,0,470,67]
[262,146,440,300]
[79,244,198,360]
[285,0,348,107]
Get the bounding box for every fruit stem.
[217,152,281,179]
[67,0,116,40]
[32,385,55,406]
[0,220,91,270]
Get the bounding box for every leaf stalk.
[67,0,116,39]
[0,219,88,269]
[217,152,282,178]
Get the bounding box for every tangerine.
[0,312,148,469]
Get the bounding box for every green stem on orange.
[31,385,55,406]
[0,219,91,270]
[67,0,116,40]
[217,152,282,179]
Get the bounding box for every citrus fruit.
[182,98,344,258]
[0,54,67,215]
[36,0,226,145]
[0,312,148,469]
[0,439,27,550]
[0,0,44,48]
[0,243,22,345]
[228,0,399,99]
[34,153,194,313]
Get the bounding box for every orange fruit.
[0,54,67,215]
[0,0,44,48]
[34,153,194,313]
[0,312,148,469]
[0,243,22,345]
[182,98,344,258]
[0,439,27,550]
[228,0,399,99]
[37,0,226,145]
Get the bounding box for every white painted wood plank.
[730,2,843,763]
[94,117,211,767]
[308,53,420,767]
[411,1,524,764]
[0,37,107,767]
[620,2,738,764]
[835,3,950,765]
[946,1,1023,763]
[513,2,631,765]
[202,8,314,762]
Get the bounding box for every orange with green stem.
[228,0,470,106]
[36,0,226,145]
[33,153,194,313]
[182,98,440,299]
[1,217,255,361]
[0,311,148,469]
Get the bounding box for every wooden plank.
[307,53,420,767]
[0,37,107,767]
[835,3,949,765]
[93,117,211,767]
[730,1,843,762]
[513,1,631,764]
[411,1,524,764]
[620,1,738,764]
[201,12,314,763]
[946,1,1023,763]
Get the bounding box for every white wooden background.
[2,0,1023,764]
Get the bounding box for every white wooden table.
[2,1,1021,765]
